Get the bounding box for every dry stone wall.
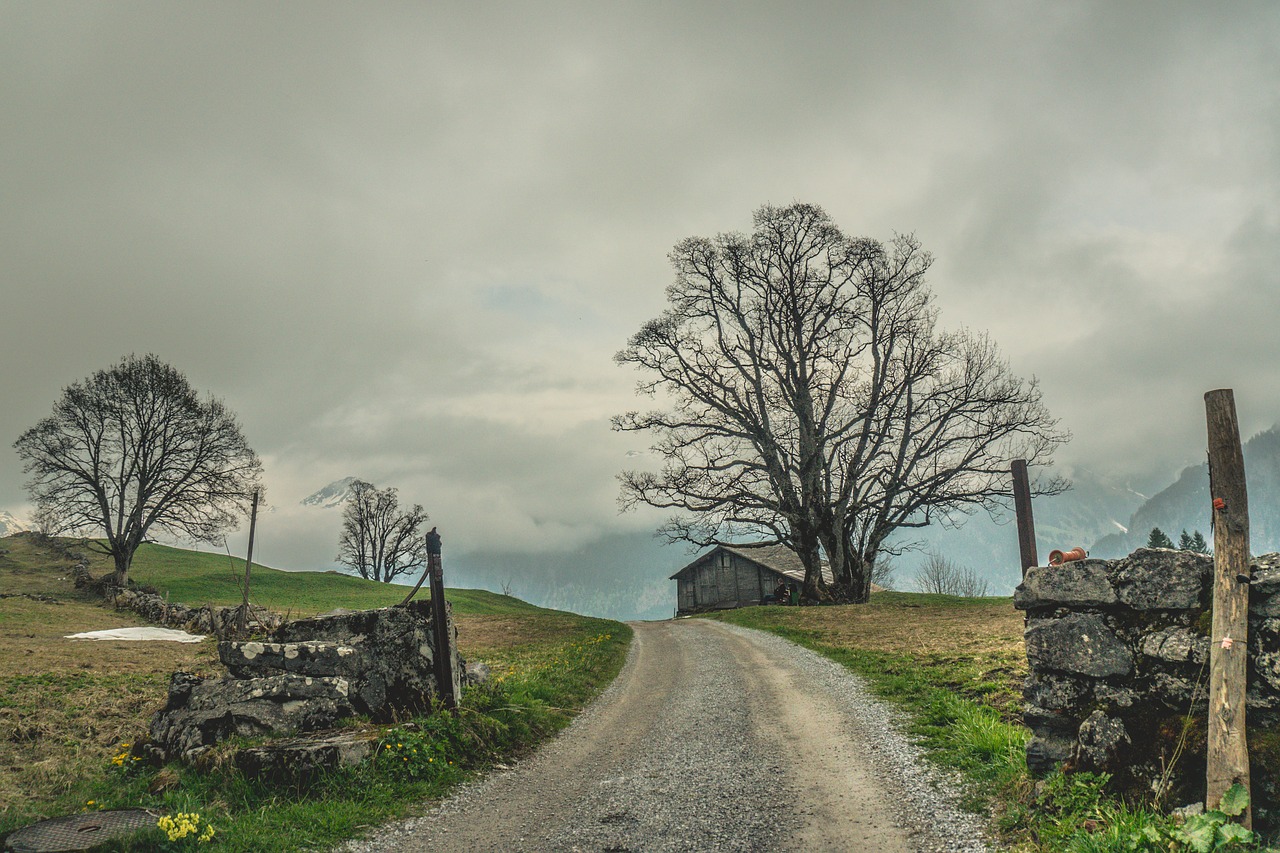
[148,600,459,773]
[1014,548,1280,827]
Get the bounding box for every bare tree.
[614,203,1065,602]
[913,552,990,597]
[337,480,428,583]
[14,354,262,587]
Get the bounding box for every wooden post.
[236,489,259,637]
[425,528,456,711]
[1011,459,1039,576]
[1205,389,1251,826]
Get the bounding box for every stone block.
[1251,553,1280,595]
[1024,672,1091,712]
[1075,710,1130,772]
[1140,628,1209,665]
[235,730,377,782]
[1014,561,1117,610]
[1026,613,1133,677]
[1026,733,1075,775]
[1114,548,1211,610]
[220,639,365,679]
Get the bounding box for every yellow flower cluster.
[157,812,215,844]
[110,742,142,769]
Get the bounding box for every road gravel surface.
[341,619,992,852]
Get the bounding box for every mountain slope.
[1091,426,1280,557]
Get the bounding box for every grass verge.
[709,595,1275,853]
[0,534,630,851]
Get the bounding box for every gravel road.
[340,619,992,852]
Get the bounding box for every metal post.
[1205,389,1251,825]
[1011,459,1038,576]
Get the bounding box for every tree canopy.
[615,203,1066,602]
[14,354,262,586]
[1147,527,1176,549]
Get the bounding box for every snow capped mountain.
[300,477,360,508]
[0,511,28,537]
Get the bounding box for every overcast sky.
[3,2,1278,570]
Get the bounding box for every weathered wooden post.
[1205,389,1251,826]
[1011,459,1039,576]
[425,528,456,711]
[236,489,259,636]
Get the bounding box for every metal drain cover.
[5,809,157,852]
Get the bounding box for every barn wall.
[675,552,778,613]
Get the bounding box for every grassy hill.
[0,533,629,850]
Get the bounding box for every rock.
[1014,561,1117,610]
[1024,672,1091,711]
[234,730,377,782]
[463,659,491,686]
[1075,711,1130,772]
[149,672,356,762]
[1026,733,1076,775]
[1025,613,1133,677]
[1140,628,1209,665]
[1113,548,1211,610]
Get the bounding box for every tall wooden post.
[1205,389,1251,826]
[1011,459,1039,576]
[425,528,456,711]
[236,489,259,637]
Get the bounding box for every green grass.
[119,541,544,617]
[0,534,631,851]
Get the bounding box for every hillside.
[1091,425,1280,557]
[0,532,628,847]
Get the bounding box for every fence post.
[237,489,259,637]
[425,528,456,712]
[1011,459,1038,577]
[1204,389,1251,826]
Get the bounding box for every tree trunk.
[112,549,131,588]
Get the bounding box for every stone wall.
[1014,548,1280,826]
[148,600,459,768]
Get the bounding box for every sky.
[3,2,1279,579]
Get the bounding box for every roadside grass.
[0,534,630,850]
[709,595,1273,853]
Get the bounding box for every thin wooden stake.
[1011,459,1038,576]
[1204,389,1251,826]
[237,489,259,637]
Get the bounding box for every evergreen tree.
[1147,527,1175,549]
[1190,530,1210,553]
[1179,529,1195,550]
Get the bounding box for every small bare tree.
[913,552,990,597]
[14,354,262,586]
[337,480,428,583]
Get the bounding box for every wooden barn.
[670,543,832,616]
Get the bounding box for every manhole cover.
[5,809,157,852]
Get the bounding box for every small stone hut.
[670,544,834,615]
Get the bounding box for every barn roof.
[669,542,835,585]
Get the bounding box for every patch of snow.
[65,627,206,643]
[300,477,360,508]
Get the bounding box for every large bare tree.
[336,480,428,583]
[14,354,262,587]
[614,203,1066,602]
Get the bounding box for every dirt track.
[341,619,988,852]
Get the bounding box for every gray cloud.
[3,2,1278,570]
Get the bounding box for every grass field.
[0,533,629,850]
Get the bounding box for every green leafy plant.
[1129,784,1270,853]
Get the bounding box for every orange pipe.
[1048,547,1087,566]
